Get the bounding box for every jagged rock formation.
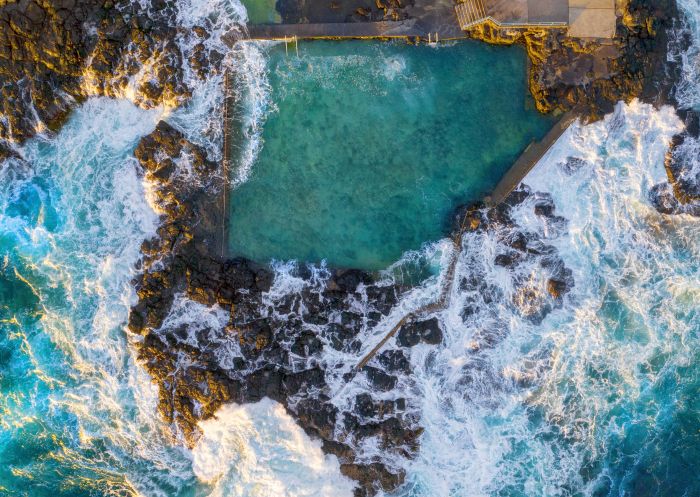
[652,109,700,216]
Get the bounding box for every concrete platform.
[529,0,569,23]
[472,0,569,26]
[568,0,616,38]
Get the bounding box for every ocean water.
[0,0,699,496]
[227,40,554,270]
[0,98,195,497]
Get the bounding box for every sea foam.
[192,398,356,497]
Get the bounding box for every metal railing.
[454,2,567,30]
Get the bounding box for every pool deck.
[243,0,463,40]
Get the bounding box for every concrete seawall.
[219,69,247,259]
[487,109,580,205]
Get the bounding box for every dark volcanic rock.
[377,349,411,374]
[363,366,398,391]
[657,116,700,216]
[467,0,683,121]
[340,462,405,497]
[0,0,233,146]
[495,252,519,268]
[397,317,443,347]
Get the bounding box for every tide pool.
[228,40,555,270]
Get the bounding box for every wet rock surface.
[0,0,232,146]
[396,317,443,347]
[655,109,700,216]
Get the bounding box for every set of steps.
[454,0,488,29]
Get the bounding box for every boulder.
[397,317,443,347]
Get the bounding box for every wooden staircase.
[454,0,488,29]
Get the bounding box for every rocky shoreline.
[467,0,682,120]
[1,0,698,494]
[128,119,577,495]
[0,0,229,154]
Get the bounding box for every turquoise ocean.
[0,0,699,496]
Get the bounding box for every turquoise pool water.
[228,40,555,270]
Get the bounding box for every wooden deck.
[454,0,568,29]
[455,0,488,30]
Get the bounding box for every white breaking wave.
[192,398,356,497]
[165,0,272,186]
[4,97,201,497]
[225,40,274,188]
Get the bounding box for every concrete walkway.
[488,109,579,205]
[246,18,463,40]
